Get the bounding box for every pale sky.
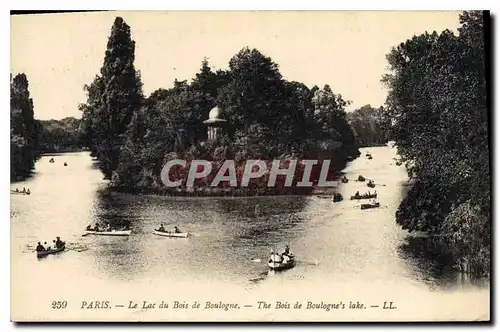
[11,11,461,120]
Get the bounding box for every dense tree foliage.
[10,73,39,180]
[347,105,390,147]
[77,18,358,194]
[78,18,358,195]
[383,11,489,276]
[79,17,144,179]
[101,45,358,194]
[37,117,84,153]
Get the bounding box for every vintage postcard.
[10,10,490,322]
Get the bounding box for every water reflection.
[84,192,311,285]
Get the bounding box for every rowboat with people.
[268,257,296,271]
[350,191,377,200]
[367,180,376,188]
[83,229,131,236]
[153,224,188,238]
[11,188,30,195]
[153,230,189,238]
[268,246,295,271]
[36,238,65,258]
[358,175,366,182]
[37,245,65,258]
[84,223,131,236]
[332,193,343,202]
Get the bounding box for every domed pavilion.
[203,106,227,141]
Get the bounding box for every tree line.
[10,72,85,180]
[37,117,85,153]
[383,11,489,277]
[79,17,359,195]
[346,104,390,147]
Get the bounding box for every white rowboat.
[83,230,131,236]
[152,230,189,238]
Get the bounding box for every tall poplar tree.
[80,17,143,179]
[10,73,37,180]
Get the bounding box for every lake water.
[10,147,490,321]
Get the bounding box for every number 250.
[51,301,67,309]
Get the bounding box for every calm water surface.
[11,147,489,321]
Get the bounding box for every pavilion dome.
[209,106,221,120]
[204,106,226,125]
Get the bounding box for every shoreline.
[107,187,335,199]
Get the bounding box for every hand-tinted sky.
[11,11,461,120]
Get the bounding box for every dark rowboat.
[332,194,343,202]
[350,193,377,200]
[11,190,30,195]
[37,245,65,258]
[360,202,380,210]
[367,181,376,188]
[341,178,349,183]
[358,175,366,182]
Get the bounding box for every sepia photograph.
[9,10,490,322]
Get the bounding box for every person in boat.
[15,188,19,192]
[158,224,166,232]
[173,226,180,233]
[22,187,26,193]
[44,241,50,250]
[55,237,64,248]
[26,188,31,195]
[94,223,100,232]
[355,191,360,197]
[86,224,92,231]
[269,250,283,264]
[36,242,45,252]
[282,245,293,258]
